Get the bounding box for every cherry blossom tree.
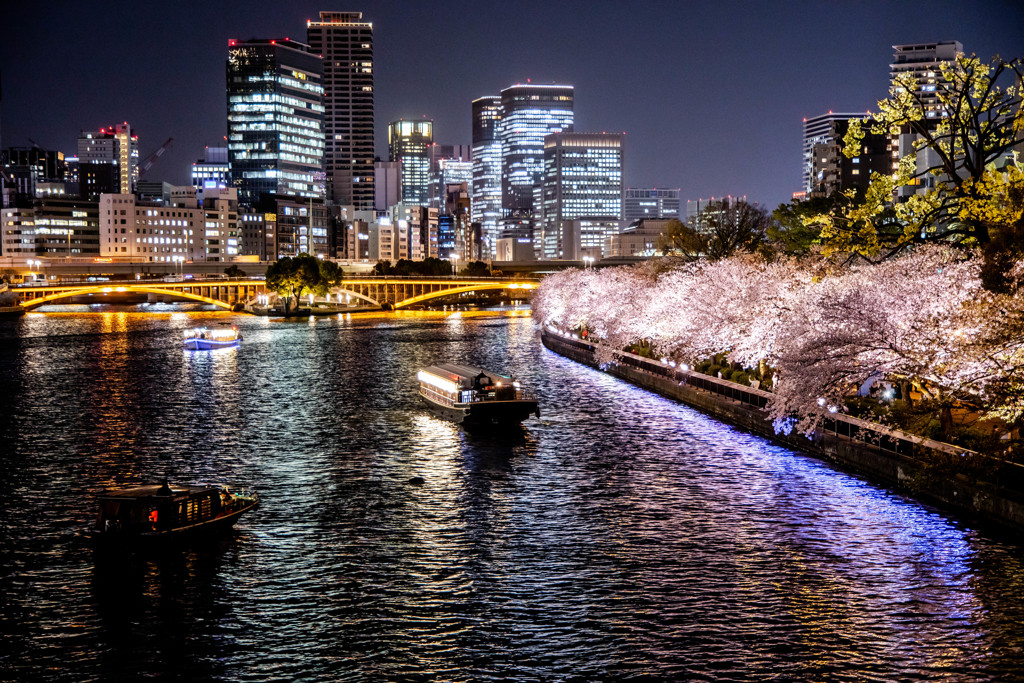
[533,246,1024,435]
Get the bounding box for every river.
[1,305,1022,681]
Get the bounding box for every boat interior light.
[417,370,459,393]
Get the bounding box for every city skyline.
[2,1,1023,209]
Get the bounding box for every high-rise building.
[686,195,748,233]
[226,38,324,207]
[77,124,139,198]
[471,96,502,257]
[802,113,865,194]
[428,159,472,209]
[890,41,962,121]
[387,119,433,205]
[499,84,574,233]
[540,132,623,260]
[307,11,375,209]
[806,116,891,197]
[890,41,962,200]
[623,188,680,222]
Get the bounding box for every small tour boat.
[92,481,258,542]
[418,363,540,426]
[183,325,241,350]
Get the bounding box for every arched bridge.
[11,276,540,311]
[13,280,267,310]
[337,278,539,309]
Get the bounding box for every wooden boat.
[418,364,540,426]
[183,325,241,350]
[91,481,258,542]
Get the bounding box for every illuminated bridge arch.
[15,280,267,310]
[334,279,539,309]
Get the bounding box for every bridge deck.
[9,277,540,310]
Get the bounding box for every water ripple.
[0,307,1022,681]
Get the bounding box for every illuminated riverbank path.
[10,276,540,311]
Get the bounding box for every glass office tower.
[226,38,324,206]
[499,84,574,229]
[387,119,433,205]
[541,132,623,259]
[471,96,502,257]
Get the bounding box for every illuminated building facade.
[1,198,99,258]
[623,188,680,222]
[890,41,962,200]
[77,124,139,198]
[388,119,433,205]
[307,11,375,210]
[499,83,574,238]
[540,132,622,260]
[226,38,324,207]
[471,96,502,257]
[807,117,890,197]
[192,147,230,189]
[99,187,240,262]
[802,113,864,194]
[428,159,472,209]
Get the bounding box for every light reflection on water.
[0,305,1022,681]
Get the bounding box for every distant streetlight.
[450,253,460,278]
[582,256,595,269]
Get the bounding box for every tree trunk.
[940,403,955,440]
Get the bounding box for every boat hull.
[420,394,539,427]
[92,500,258,545]
[184,338,240,350]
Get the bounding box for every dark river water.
[1,305,1023,682]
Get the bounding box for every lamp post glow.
[450,253,459,278]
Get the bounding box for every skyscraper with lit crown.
[499,83,574,236]
[307,11,375,209]
[388,119,433,205]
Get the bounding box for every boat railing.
[465,389,537,403]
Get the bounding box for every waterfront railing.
[544,328,1024,486]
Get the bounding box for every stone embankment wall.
[542,330,1024,536]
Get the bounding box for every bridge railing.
[344,275,538,281]
[9,277,267,288]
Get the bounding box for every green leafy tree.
[265,253,341,312]
[224,264,246,278]
[658,200,772,262]
[811,54,1024,261]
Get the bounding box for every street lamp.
[450,253,460,278]
[582,256,594,269]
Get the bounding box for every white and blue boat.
[183,325,241,350]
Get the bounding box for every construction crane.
[138,137,173,177]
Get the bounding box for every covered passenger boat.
[92,481,258,542]
[183,325,241,350]
[418,363,540,426]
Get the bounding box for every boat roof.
[98,484,219,501]
[421,364,512,383]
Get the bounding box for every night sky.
[3,0,1022,209]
